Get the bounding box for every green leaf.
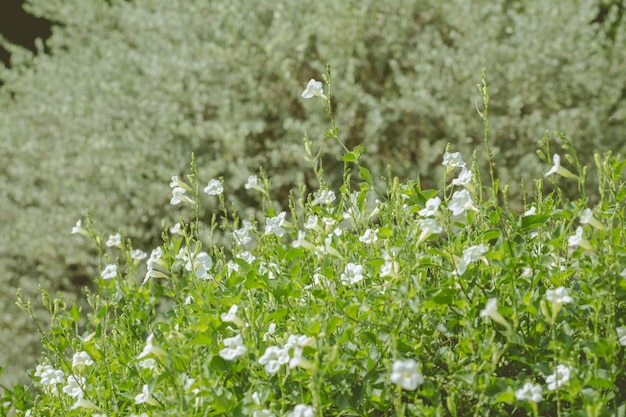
[359,166,373,185]
[521,214,549,231]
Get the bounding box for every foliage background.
[0,0,625,388]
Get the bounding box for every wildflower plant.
[2,70,626,417]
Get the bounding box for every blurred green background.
[0,0,624,388]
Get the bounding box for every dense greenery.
[2,70,626,416]
[0,0,625,392]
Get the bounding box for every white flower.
[452,167,473,187]
[419,197,441,217]
[288,404,315,417]
[448,189,477,216]
[170,222,183,235]
[219,334,248,360]
[253,410,275,417]
[568,226,592,250]
[236,251,256,264]
[137,333,166,359]
[617,327,626,346]
[316,189,336,205]
[63,375,85,398]
[185,252,213,279]
[546,286,573,305]
[524,206,537,216]
[71,397,100,411]
[515,382,543,403]
[101,264,117,280]
[204,179,224,195]
[301,79,326,99]
[304,215,318,229]
[171,186,191,205]
[39,367,65,391]
[258,346,290,374]
[72,351,93,371]
[105,233,121,248]
[245,175,259,189]
[341,263,364,285]
[227,260,240,276]
[463,244,489,263]
[221,305,244,327]
[442,152,466,169]
[233,226,253,246]
[137,358,157,371]
[143,247,166,285]
[417,218,443,245]
[135,384,158,405]
[390,359,424,391]
[265,212,287,237]
[263,323,276,341]
[546,364,572,390]
[479,298,511,329]
[380,259,399,278]
[130,249,147,261]
[359,228,378,244]
[545,154,577,178]
[71,219,88,236]
[579,208,606,231]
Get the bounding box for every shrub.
[0,0,625,388]
[2,73,626,416]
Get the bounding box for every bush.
[2,73,626,416]
[0,0,625,388]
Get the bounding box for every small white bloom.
[419,197,441,217]
[185,252,213,279]
[137,358,157,370]
[568,226,592,250]
[221,305,244,327]
[463,244,489,263]
[244,175,262,190]
[233,226,253,246]
[617,327,626,346]
[390,359,424,391]
[288,404,315,417]
[524,206,537,216]
[317,189,336,205]
[442,152,466,169]
[170,186,189,205]
[62,375,85,398]
[265,212,287,237]
[72,351,93,371]
[546,287,573,305]
[219,334,248,360]
[204,179,224,196]
[105,233,121,248]
[545,154,577,178]
[101,264,117,280]
[452,167,473,187]
[479,298,511,329]
[39,367,65,391]
[71,219,88,236]
[227,260,240,276]
[135,384,158,405]
[170,222,183,235]
[359,228,378,244]
[546,364,572,390]
[380,259,399,278]
[341,263,364,285]
[417,217,443,244]
[301,79,326,99]
[258,346,290,374]
[449,189,477,216]
[253,410,275,417]
[236,251,256,264]
[263,323,276,341]
[580,208,606,231]
[137,333,166,359]
[304,215,318,229]
[130,249,147,261]
[515,382,543,403]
